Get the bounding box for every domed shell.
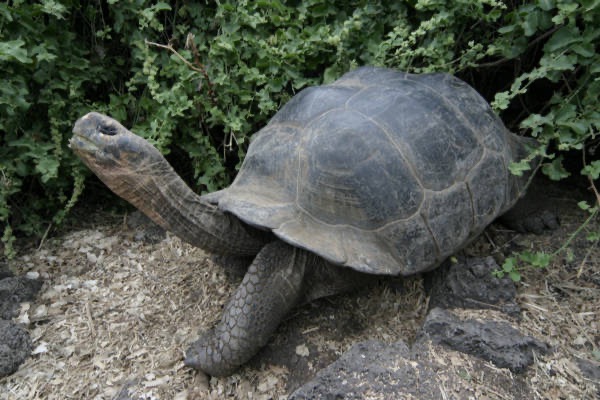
[203,67,531,275]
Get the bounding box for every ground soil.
[0,178,598,399]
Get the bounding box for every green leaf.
[323,65,342,84]
[581,0,600,11]
[578,201,591,211]
[543,54,576,71]
[492,91,511,111]
[554,104,577,122]
[542,156,570,181]
[153,2,172,12]
[534,252,551,268]
[520,113,553,129]
[508,270,522,282]
[498,24,516,34]
[581,160,600,180]
[571,43,595,58]
[509,160,531,176]
[40,0,68,19]
[557,120,589,136]
[544,27,580,52]
[31,44,58,63]
[587,231,600,242]
[0,39,32,63]
[521,9,544,37]
[502,257,517,272]
[35,158,59,183]
[518,251,549,269]
[492,269,505,279]
[538,0,555,11]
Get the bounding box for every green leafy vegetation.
[1,0,598,259]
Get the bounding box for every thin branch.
[185,33,216,104]
[145,38,217,105]
[146,39,199,71]
[37,223,52,251]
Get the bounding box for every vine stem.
[583,144,600,206]
[551,207,598,258]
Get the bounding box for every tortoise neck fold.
[125,159,270,256]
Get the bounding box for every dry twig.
[145,37,217,105]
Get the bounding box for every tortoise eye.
[98,124,118,136]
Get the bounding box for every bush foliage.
[1,0,598,256]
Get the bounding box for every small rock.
[419,308,549,372]
[0,276,43,319]
[295,344,310,357]
[289,340,444,399]
[25,271,40,280]
[31,342,49,355]
[0,320,32,377]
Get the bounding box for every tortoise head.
[70,112,169,204]
[71,112,269,255]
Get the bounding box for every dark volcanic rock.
[288,257,548,398]
[425,257,520,316]
[420,308,549,372]
[289,340,444,400]
[0,276,43,319]
[0,274,42,377]
[0,320,32,377]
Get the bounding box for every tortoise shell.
[204,67,531,275]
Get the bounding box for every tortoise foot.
[185,242,309,376]
[184,329,237,377]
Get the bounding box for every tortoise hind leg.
[300,258,377,303]
[184,241,311,376]
[500,179,560,234]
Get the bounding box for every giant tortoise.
[71,66,544,376]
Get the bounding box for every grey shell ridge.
[203,66,531,276]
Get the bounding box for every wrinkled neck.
[116,160,270,256]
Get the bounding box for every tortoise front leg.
[184,241,311,376]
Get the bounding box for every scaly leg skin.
[184,240,312,376]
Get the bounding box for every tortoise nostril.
[98,124,118,136]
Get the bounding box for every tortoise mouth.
[69,131,99,153]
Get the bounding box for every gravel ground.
[0,179,598,399]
